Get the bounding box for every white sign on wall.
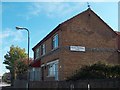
[70,46,85,52]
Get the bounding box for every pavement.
[0,82,11,90]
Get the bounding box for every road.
[0,82,10,90]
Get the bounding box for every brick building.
[30,8,120,81]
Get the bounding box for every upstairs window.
[52,34,58,49]
[35,48,40,59]
[41,44,46,55]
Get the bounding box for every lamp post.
[15,26,30,89]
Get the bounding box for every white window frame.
[47,60,59,77]
[41,64,45,67]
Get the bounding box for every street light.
[15,26,30,89]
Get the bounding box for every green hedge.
[67,62,120,81]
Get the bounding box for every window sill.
[47,75,55,78]
[35,58,39,60]
[41,54,45,57]
[52,47,59,51]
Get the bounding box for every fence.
[29,79,120,89]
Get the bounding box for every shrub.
[67,62,120,81]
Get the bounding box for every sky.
[0,1,119,76]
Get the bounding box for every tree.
[3,45,27,85]
[15,58,32,80]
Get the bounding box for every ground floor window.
[47,60,59,80]
[48,63,55,76]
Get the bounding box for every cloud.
[0,32,10,39]
[1,28,25,42]
[26,2,85,19]
[0,28,26,60]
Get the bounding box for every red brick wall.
[61,9,117,48]
[59,9,118,80]
[32,9,119,81]
[39,29,62,81]
[118,35,120,50]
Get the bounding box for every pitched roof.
[32,8,117,50]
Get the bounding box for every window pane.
[43,44,45,55]
[41,44,46,55]
[48,63,58,77]
[35,48,40,59]
[55,34,58,48]
[52,34,58,49]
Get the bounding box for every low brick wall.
[29,79,120,89]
